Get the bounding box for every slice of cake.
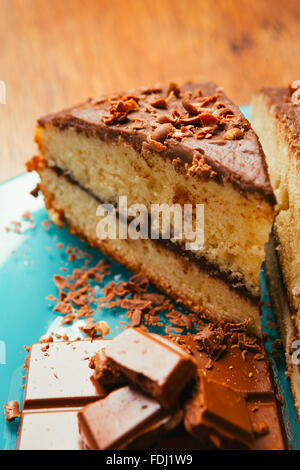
[251,81,300,416]
[28,81,275,335]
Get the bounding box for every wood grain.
[0,0,299,182]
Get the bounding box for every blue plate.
[0,106,299,450]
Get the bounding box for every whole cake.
[251,81,300,416]
[28,81,275,335]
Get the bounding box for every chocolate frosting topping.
[38,81,275,204]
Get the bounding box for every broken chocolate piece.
[130,309,143,327]
[184,373,254,449]
[104,328,197,409]
[23,340,108,409]
[78,385,182,450]
[194,324,226,359]
[92,349,127,387]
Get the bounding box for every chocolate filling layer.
[50,165,258,304]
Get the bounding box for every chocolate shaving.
[128,273,149,293]
[121,299,151,311]
[236,332,262,354]
[4,401,20,422]
[142,293,165,306]
[39,335,53,344]
[53,301,72,314]
[156,114,178,126]
[30,184,40,198]
[53,275,70,290]
[166,82,181,98]
[141,86,162,95]
[192,319,264,361]
[150,98,168,109]
[61,313,76,325]
[104,98,139,125]
[200,94,218,107]
[187,153,215,178]
[143,136,167,153]
[194,324,227,360]
[182,97,200,115]
[130,309,143,327]
[224,128,244,140]
[80,317,98,338]
[151,123,173,144]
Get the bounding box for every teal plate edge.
[0,105,299,450]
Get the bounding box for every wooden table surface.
[0,0,299,183]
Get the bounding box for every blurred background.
[0,0,299,183]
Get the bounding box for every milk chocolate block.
[78,385,182,450]
[30,81,275,335]
[23,340,107,409]
[18,339,107,450]
[103,327,197,409]
[184,374,254,449]
[18,410,82,451]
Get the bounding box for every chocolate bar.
[103,328,197,409]
[78,385,182,450]
[16,330,286,450]
[18,339,107,450]
[23,340,108,409]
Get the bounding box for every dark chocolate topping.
[258,83,300,158]
[38,81,275,204]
